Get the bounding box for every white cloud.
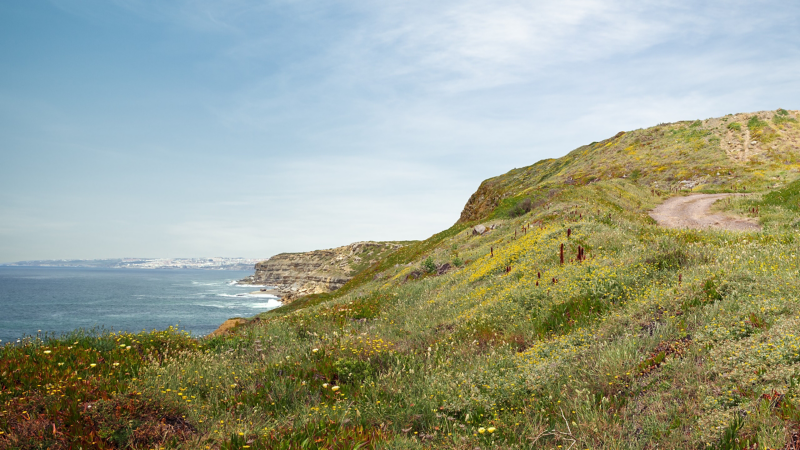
[330,0,696,93]
[8,0,799,262]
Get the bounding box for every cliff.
[238,241,404,302]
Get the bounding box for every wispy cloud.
[4,0,799,261]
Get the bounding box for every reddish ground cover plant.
[0,328,198,449]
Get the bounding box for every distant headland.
[1,257,264,271]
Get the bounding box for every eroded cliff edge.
[238,241,404,302]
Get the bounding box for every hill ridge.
[458,108,799,223]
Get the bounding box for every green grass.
[762,178,800,212]
[715,178,800,231]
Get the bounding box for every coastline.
[0,267,268,344]
[207,286,283,337]
[248,288,282,296]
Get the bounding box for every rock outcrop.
[238,241,403,302]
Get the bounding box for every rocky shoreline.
[209,241,405,336]
[237,241,403,303]
[247,288,283,297]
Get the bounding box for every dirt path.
[649,194,761,231]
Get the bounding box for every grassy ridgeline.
[3,113,800,449]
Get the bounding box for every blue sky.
[1,0,799,262]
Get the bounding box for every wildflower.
[90,363,97,368]
[331,386,340,392]
[478,427,486,434]
[323,383,329,388]
[43,350,51,354]
[312,348,319,353]
[487,427,496,433]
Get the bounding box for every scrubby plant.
[421,256,437,273]
[508,198,532,218]
[748,115,767,130]
[774,109,798,126]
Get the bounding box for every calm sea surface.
[0,266,280,344]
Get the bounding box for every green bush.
[747,116,767,130]
[421,256,437,274]
[508,198,532,218]
[726,122,741,131]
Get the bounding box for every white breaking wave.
[190,281,228,287]
[216,293,279,299]
[228,280,276,288]
[247,300,282,309]
[196,299,282,309]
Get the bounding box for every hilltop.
[2,109,799,449]
[460,109,799,223]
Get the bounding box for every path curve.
[649,194,761,231]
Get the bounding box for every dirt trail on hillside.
[649,194,761,231]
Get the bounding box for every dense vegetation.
[2,110,800,449]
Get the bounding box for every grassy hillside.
[2,110,800,449]
[459,109,800,223]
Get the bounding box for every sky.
[1,1,799,262]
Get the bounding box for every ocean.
[0,266,281,344]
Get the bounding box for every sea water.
[0,266,280,344]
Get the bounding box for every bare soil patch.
[649,194,761,231]
[208,318,247,337]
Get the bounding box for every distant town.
[1,257,264,271]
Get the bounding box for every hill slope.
[2,109,799,449]
[459,109,800,223]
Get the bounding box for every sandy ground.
[649,194,761,231]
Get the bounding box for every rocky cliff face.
[238,241,403,302]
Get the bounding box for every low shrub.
[748,115,768,130]
[421,256,437,274]
[508,198,532,218]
